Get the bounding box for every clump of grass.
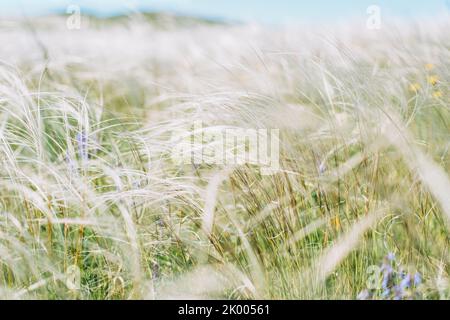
[0,15,448,299]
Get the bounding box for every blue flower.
[381,272,390,290]
[357,290,370,300]
[381,263,393,290]
[413,273,422,286]
[381,289,390,298]
[400,274,411,291]
[76,132,88,162]
[360,253,423,300]
[394,285,404,300]
[387,252,395,262]
[65,150,78,176]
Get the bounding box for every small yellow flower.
[409,83,421,93]
[427,75,438,86]
[332,216,341,231]
[433,91,443,98]
[425,63,434,71]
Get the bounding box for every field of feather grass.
[0,13,449,299]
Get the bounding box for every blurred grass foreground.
[0,12,449,299]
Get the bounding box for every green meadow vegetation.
[0,14,448,299]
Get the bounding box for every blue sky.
[1,0,449,23]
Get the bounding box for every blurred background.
[1,0,449,23]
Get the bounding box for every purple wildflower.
[387,252,395,262]
[381,289,390,298]
[400,274,411,291]
[413,273,422,286]
[65,150,78,177]
[381,276,389,290]
[357,290,371,300]
[359,253,423,300]
[76,132,88,162]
